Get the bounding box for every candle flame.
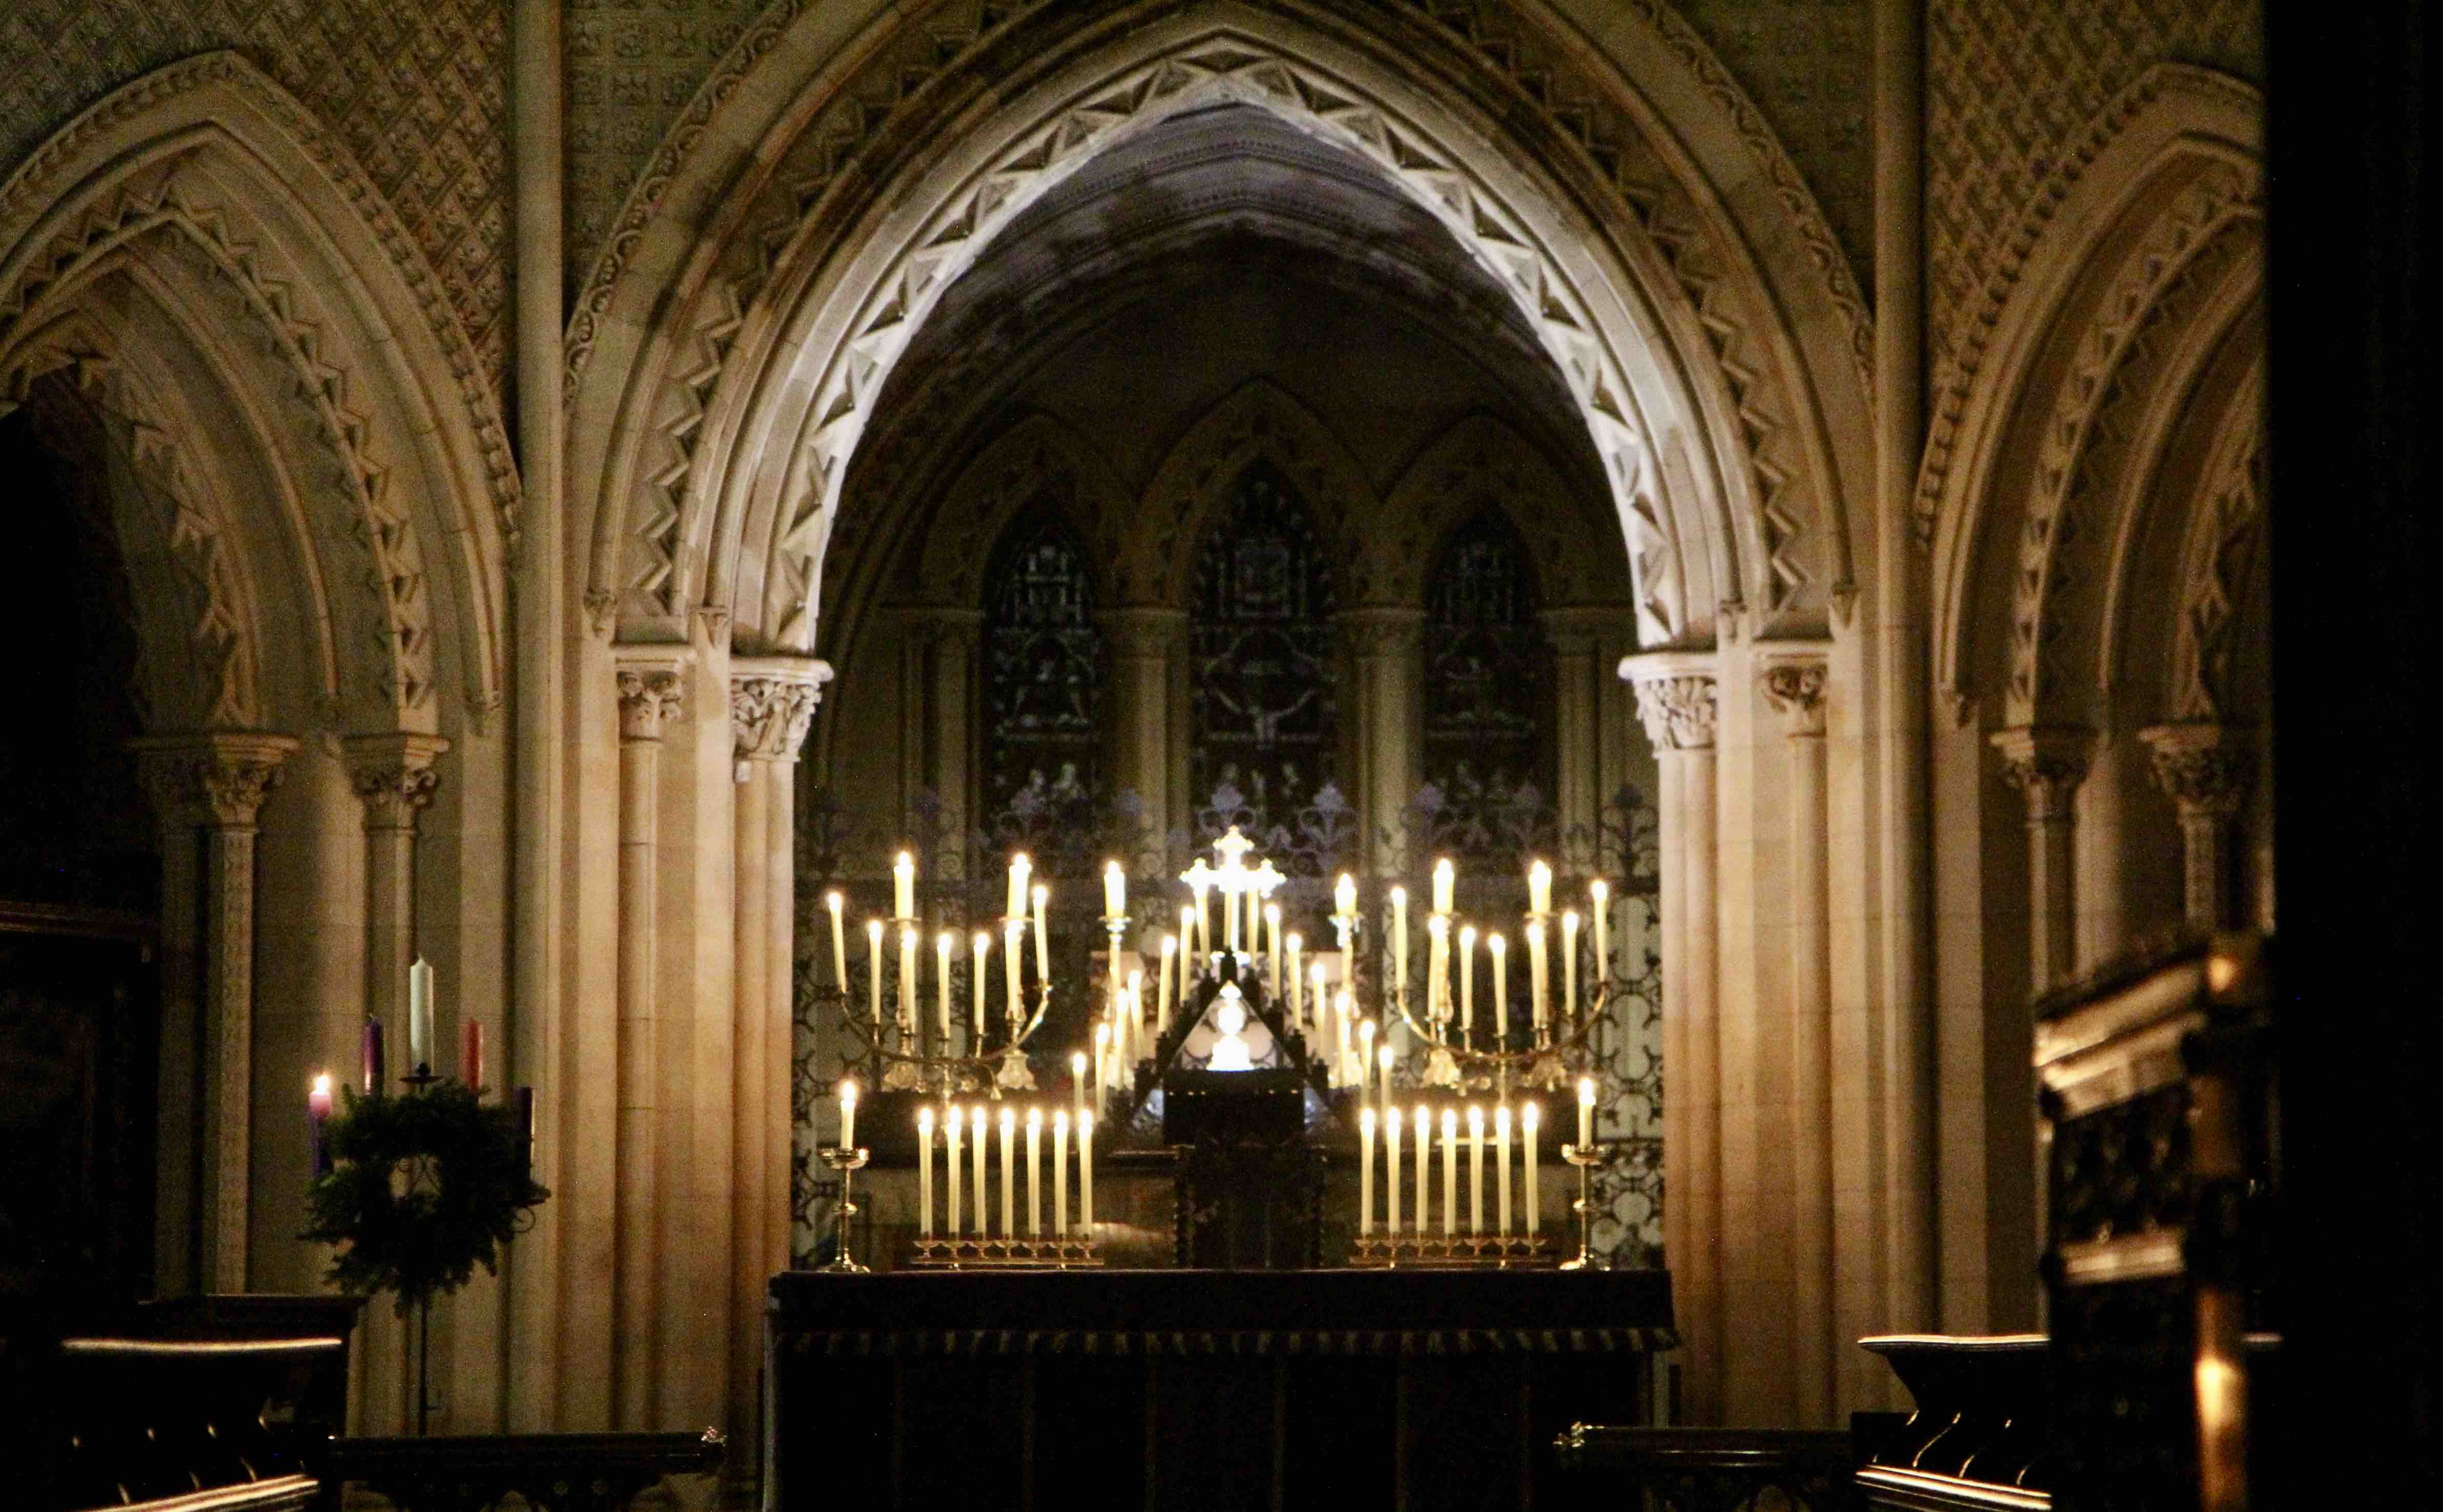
[1523,1102,1540,1130]
[826,889,843,910]
[1027,1106,1042,1127]
[1578,1076,1597,1105]
[918,1106,934,1131]
[311,1072,331,1095]
[837,1079,857,1107]
[1001,1106,1015,1129]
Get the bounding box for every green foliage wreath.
[302,1081,549,1315]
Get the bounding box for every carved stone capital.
[132,732,300,831]
[1991,726,2096,824]
[731,657,834,777]
[1621,651,1718,752]
[1759,652,1830,738]
[342,732,453,832]
[614,651,689,743]
[1338,606,1427,659]
[2139,723,2252,819]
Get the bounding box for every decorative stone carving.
[731,659,834,778]
[1761,655,1830,738]
[134,732,299,831]
[2140,723,2250,819]
[343,733,453,833]
[1990,726,2095,824]
[615,659,687,743]
[1624,656,1719,753]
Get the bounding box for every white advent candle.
[1459,926,1477,1039]
[1524,1101,1541,1234]
[1578,1076,1596,1152]
[1079,1112,1095,1231]
[1590,880,1611,984]
[999,1107,1015,1239]
[1385,1107,1403,1237]
[898,927,917,1039]
[1359,1021,1378,1108]
[946,1103,964,1237]
[1027,1108,1043,1236]
[894,851,915,919]
[1033,885,1050,981]
[1009,852,1031,923]
[936,931,955,1045]
[1433,857,1455,915]
[970,1106,988,1239]
[1496,1104,1513,1236]
[1158,935,1176,1032]
[1528,858,1552,916]
[1287,935,1304,1026]
[1265,904,1283,997]
[408,957,434,1069]
[837,1079,857,1150]
[917,1106,936,1237]
[1468,1104,1485,1233]
[1103,859,1126,920]
[1441,1108,1459,1236]
[1562,910,1580,1026]
[1052,1109,1070,1236]
[827,890,848,989]
[1391,886,1409,1001]
[1489,933,1509,1038]
[1004,920,1024,1027]
[1359,1107,1376,1237]
[972,930,991,1044]
[1412,1102,1430,1237]
[867,920,885,1030]
[1527,919,1548,1030]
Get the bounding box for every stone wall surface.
[0,0,514,390]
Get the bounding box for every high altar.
[770,831,1677,1510]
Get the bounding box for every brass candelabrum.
[817,1145,871,1273]
[831,912,1057,1100]
[905,1235,1103,1269]
[1383,922,1628,1100]
[1558,1141,1609,1271]
[1347,1234,1556,1269]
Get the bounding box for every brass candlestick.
[1559,1142,1608,1271]
[818,1145,871,1273]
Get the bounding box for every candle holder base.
[818,1146,872,1273]
[1558,1143,1610,1271]
[906,1236,1104,1269]
[1346,1234,1555,1269]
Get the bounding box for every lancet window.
[981,512,1104,819]
[1188,459,1339,830]
[1420,507,1554,838]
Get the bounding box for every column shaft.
[2142,723,2253,930]
[1103,608,1183,844]
[154,813,202,1295]
[1994,728,2094,991]
[1345,608,1424,876]
[1765,656,1834,1425]
[614,657,684,1428]
[200,821,258,1292]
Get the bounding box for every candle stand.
[818,1146,871,1273]
[905,1236,1103,1270]
[824,910,1058,1101]
[1558,1142,1609,1271]
[1346,1234,1555,1269]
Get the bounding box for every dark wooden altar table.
[766,1267,1675,1512]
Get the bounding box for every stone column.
[1544,608,1612,859]
[1992,727,2096,990]
[1343,607,1426,876]
[1102,607,1185,851]
[343,731,450,1433]
[726,656,830,1487]
[1761,653,1834,1424]
[915,608,982,847]
[1623,653,1719,1422]
[2141,723,2254,929]
[613,651,685,1428]
[135,732,297,1296]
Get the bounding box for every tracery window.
[982,512,1103,817]
[1188,459,1339,829]
[1420,507,1554,823]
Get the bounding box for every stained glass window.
[982,513,1103,817]
[1189,459,1339,830]
[1421,507,1553,821]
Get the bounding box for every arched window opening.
[1420,506,1554,846]
[981,512,1104,819]
[1189,459,1338,829]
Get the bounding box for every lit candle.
[1561,910,1580,1027]
[1468,1104,1485,1233]
[1186,861,1212,958]
[1052,1109,1070,1237]
[460,1019,483,1090]
[1079,1111,1095,1231]
[1103,859,1126,921]
[867,920,885,1031]
[972,930,991,1045]
[1524,1101,1541,1234]
[1495,1103,1513,1236]
[1590,879,1611,984]
[307,1073,333,1179]
[360,1018,384,1095]
[837,1079,858,1150]
[936,931,955,1047]
[1385,1106,1404,1237]
[1459,925,1477,1040]
[1577,1075,1596,1152]
[1158,935,1176,1033]
[1027,1107,1043,1236]
[1265,903,1283,998]
[1527,919,1548,1031]
[894,851,915,918]
[1004,919,1026,1030]
[1528,858,1552,916]
[1286,934,1304,1027]
[1441,1108,1459,1236]
[1489,933,1508,1038]
[898,925,917,1040]
[1359,1107,1376,1237]
[970,1105,988,1240]
[827,890,848,990]
[1336,992,1354,1088]
[1032,884,1050,981]
[1432,857,1455,915]
[946,1102,964,1237]
[918,1105,936,1237]
[1427,915,1449,1030]
[408,957,434,1071]
[1390,886,1409,1003]
[1071,1051,1087,1124]
[1412,1102,1430,1238]
[1359,1021,1378,1109]
[1008,852,1031,923]
[999,1106,1015,1239]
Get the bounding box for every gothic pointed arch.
[0,53,514,734]
[567,0,1876,661]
